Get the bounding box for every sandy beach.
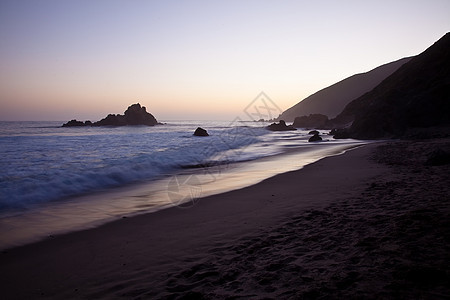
[1,140,449,299]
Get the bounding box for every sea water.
[0,120,365,249]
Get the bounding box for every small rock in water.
[308,134,322,142]
[194,127,209,136]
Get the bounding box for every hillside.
[278,57,412,121]
[332,32,450,139]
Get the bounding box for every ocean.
[0,120,365,249]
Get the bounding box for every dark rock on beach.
[193,127,209,136]
[266,120,296,131]
[308,130,320,135]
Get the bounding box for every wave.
[0,122,273,210]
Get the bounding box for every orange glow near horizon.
[1,1,449,121]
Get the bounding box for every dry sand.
[0,140,449,299]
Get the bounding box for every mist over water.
[0,121,257,209]
[0,121,365,213]
[0,120,368,249]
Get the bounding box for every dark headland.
[329,32,450,139]
[282,32,450,140]
[278,56,413,121]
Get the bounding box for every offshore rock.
[193,127,209,136]
[62,103,159,127]
[308,134,323,142]
[94,103,158,126]
[266,120,296,131]
[62,119,87,127]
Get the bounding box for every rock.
[293,114,329,128]
[308,134,322,142]
[62,119,87,127]
[266,120,297,131]
[309,130,320,135]
[94,114,126,126]
[123,103,158,126]
[330,128,350,139]
[63,103,159,128]
[194,127,209,136]
[94,103,158,126]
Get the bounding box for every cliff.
[332,32,450,139]
[278,57,412,121]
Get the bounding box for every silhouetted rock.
[193,127,209,136]
[62,119,87,127]
[94,103,158,126]
[63,103,159,128]
[266,120,296,131]
[308,130,320,135]
[293,114,329,129]
[95,114,122,126]
[308,134,322,142]
[330,128,351,139]
[123,103,158,126]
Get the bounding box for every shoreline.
[1,140,448,298]
[0,141,365,250]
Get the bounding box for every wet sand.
[0,142,363,251]
[0,140,449,299]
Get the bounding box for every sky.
[0,0,449,121]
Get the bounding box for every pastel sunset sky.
[0,0,449,121]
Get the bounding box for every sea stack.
[62,103,159,127]
[94,103,158,126]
